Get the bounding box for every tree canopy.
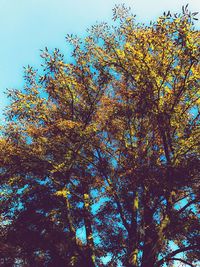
[0,5,200,267]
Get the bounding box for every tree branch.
[176,199,199,214]
[96,148,130,234]
[156,245,199,266]
[165,257,195,267]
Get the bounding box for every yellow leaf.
[55,188,69,197]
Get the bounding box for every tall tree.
[0,5,199,267]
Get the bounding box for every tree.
[0,5,199,267]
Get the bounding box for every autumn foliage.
[0,5,199,267]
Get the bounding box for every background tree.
[0,5,199,267]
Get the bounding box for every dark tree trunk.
[125,192,139,267]
[83,184,96,267]
[141,247,157,267]
[140,193,158,267]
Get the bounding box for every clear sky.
[0,0,199,118]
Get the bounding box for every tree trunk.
[141,245,157,267]
[125,192,139,267]
[83,192,96,267]
[141,197,158,267]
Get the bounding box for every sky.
[0,0,199,118]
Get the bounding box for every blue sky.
[0,0,199,118]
